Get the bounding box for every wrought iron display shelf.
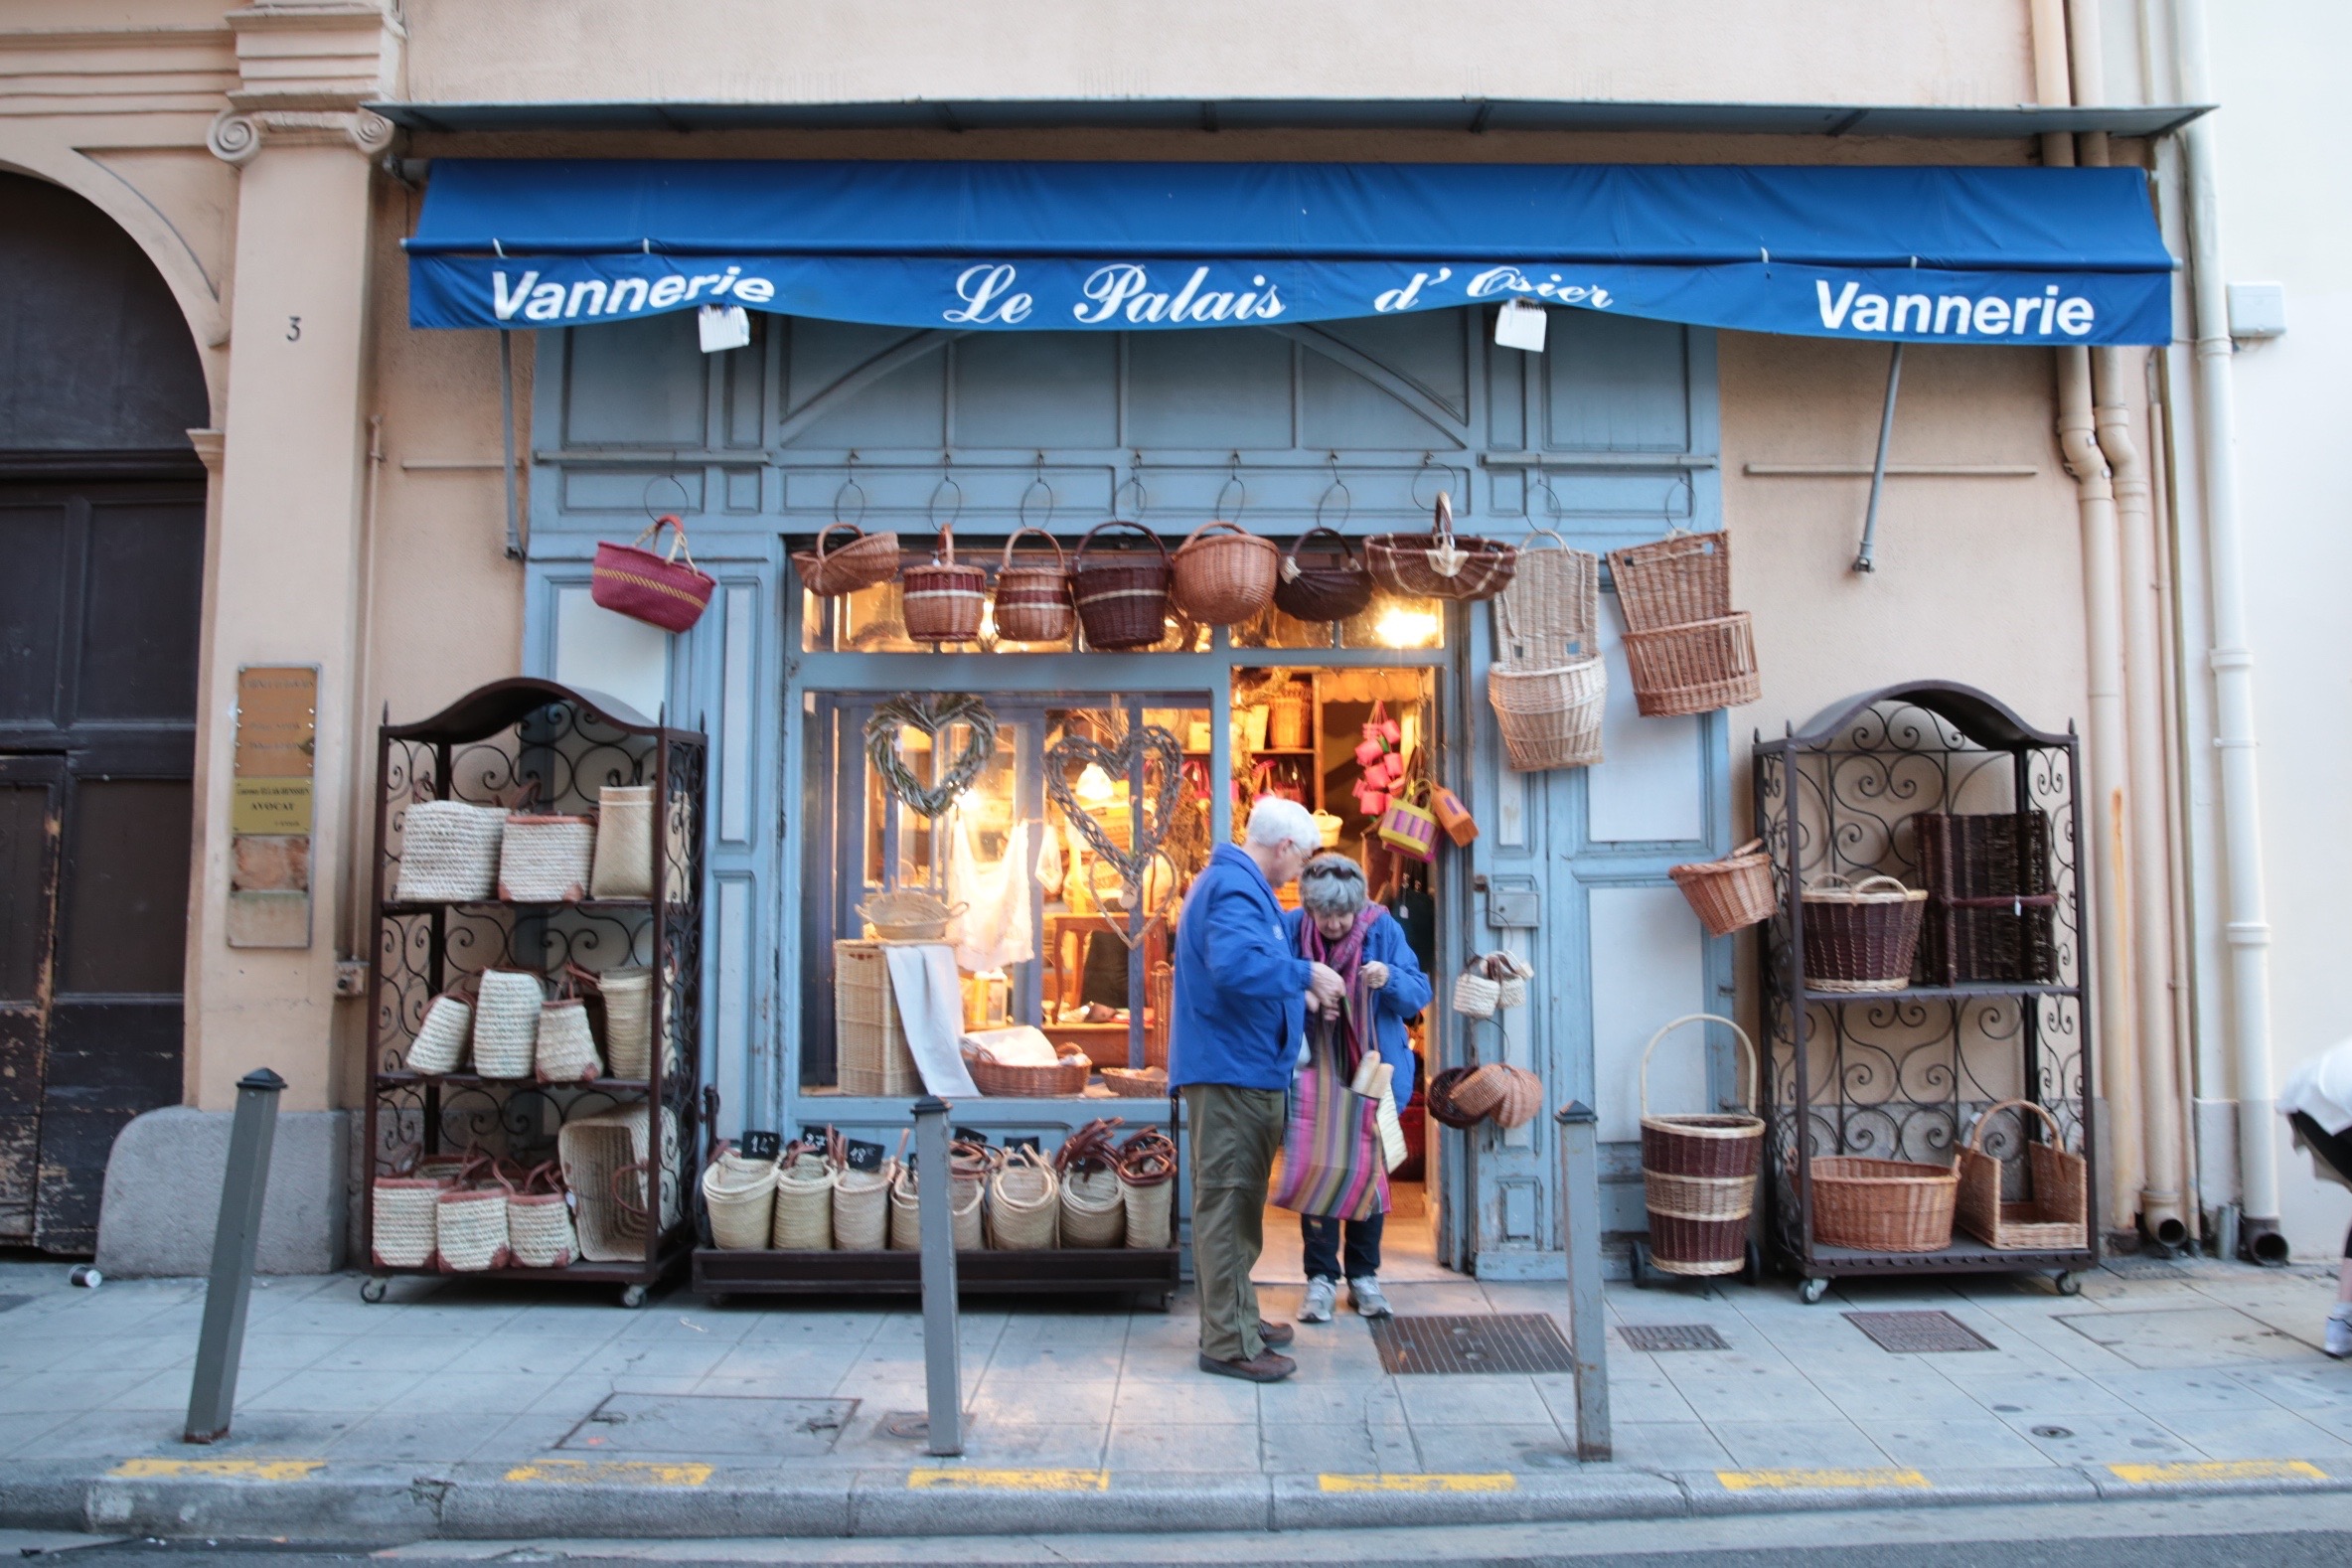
[1755,682,2099,1304]
[361,678,707,1308]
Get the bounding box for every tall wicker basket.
[834,940,922,1095]
[1607,531,1732,632]
[1488,539,1606,770]
[1639,1014,1764,1277]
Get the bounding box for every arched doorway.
[0,171,208,1252]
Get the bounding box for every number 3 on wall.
[286,316,301,342]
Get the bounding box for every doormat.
[1618,1323,1729,1352]
[1369,1314,1577,1375]
[1843,1310,1994,1353]
[560,1393,857,1457]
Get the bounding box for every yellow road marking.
[1717,1467,1931,1492]
[907,1468,1110,1491]
[1319,1473,1517,1493]
[2110,1459,2326,1485]
[109,1459,325,1482]
[502,1460,712,1486]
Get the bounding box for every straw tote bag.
[833,1157,893,1253]
[986,1145,1060,1250]
[371,1170,447,1268]
[406,986,474,1075]
[589,783,656,899]
[597,966,656,1079]
[771,1141,839,1250]
[505,1161,577,1269]
[395,794,507,903]
[702,1142,780,1251]
[434,1160,512,1273]
[534,968,603,1084]
[593,515,716,633]
[1115,1128,1177,1250]
[500,802,596,903]
[471,968,545,1079]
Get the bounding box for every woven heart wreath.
[863,693,1000,819]
[1046,722,1185,937]
[1084,849,1181,949]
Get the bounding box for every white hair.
[1245,797,1322,856]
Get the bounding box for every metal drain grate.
[1844,1310,1994,1353]
[1618,1323,1729,1352]
[2103,1256,2185,1280]
[1369,1314,1578,1375]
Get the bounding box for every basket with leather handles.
[393,781,508,903]
[1638,1013,1764,1277]
[1116,1127,1177,1249]
[1803,874,1930,992]
[504,1160,577,1269]
[1274,526,1375,622]
[701,1140,779,1251]
[993,527,1076,643]
[771,1135,840,1250]
[791,521,902,598]
[901,523,988,643]
[592,515,716,633]
[986,1144,1061,1250]
[1955,1099,2088,1251]
[1668,839,1776,937]
[1070,520,1174,649]
[1054,1119,1128,1249]
[1171,521,1279,626]
[1365,492,1517,602]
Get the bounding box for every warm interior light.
[1076,763,1115,803]
[1375,606,1442,648]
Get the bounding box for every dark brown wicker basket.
[1273,527,1376,621]
[1915,812,2057,986]
[1802,874,1929,992]
[1363,494,1516,602]
[1646,1211,1752,1277]
[1424,1066,1490,1130]
[1071,521,1173,650]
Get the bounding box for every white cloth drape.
[946,815,1038,973]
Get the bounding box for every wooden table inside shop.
[1043,911,1169,1064]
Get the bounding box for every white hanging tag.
[1493,297,1547,353]
[698,302,751,353]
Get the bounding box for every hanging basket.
[992,528,1076,643]
[1955,1099,2088,1251]
[791,522,902,598]
[1667,839,1776,937]
[1171,521,1279,626]
[1809,1156,1959,1253]
[1606,530,1733,634]
[1803,874,1929,993]
[1274,527,1375,622]
[1423,1066,1490,1130]
[1491,533,1599,667]
[395,797,507,903]
[1623,613,1762,717]
[902,524,989,643]
[592,516,716,633]
[1070,521,1173,650]
[1489,657,1606,772]
[1376,782,1441,862]
[1363,493,1517,602]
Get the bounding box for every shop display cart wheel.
[360,1277,389,1304]
[2054,1270,2084,1296]
[620,1284,648,1309]
[1799,1277,1829,1305]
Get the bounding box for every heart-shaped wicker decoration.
[1084,849,1181,950]
[1047,723,1185,896]
[863,694,1000,820]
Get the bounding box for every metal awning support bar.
[499,329,523,560]
[1852,341,1906,572]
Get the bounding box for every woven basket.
[1915,812,2058,986]
[598,967,655,1079]
[1274,527,1375,622]
[1071,521,1173,650]
[472,969,544,1079]
[1810,1156,1959,1252]
[1623,613,1762,717]
[1803,874,1929,993]
[1647,1213,1752,1277]
[1424,1066,1489,1130]
[1172,521,1279,626]
[1644,1170,1758,1221]
[833,1164,892,1252]
[792,522,902,598]
[994,528,1076,643]
[500,813,596,902]
[1100,1065,1168,1097]
[1450,1063,1509,1120]
[1492,535,1599,665]
[371,1176,444,1268]
[1364,494,1517,602]
[1669,839,1776,937]
[395,799,506,902]
[886,1165,985,1252]
[771,1146,839,1250]
[702,1145,779,1251]
[964,1041,1091,1097]
[560,1105,679,1262]
[535,978,603,1084]
[903,524,988,643]
[406,991,472,1075]
[1956,1099,2088,1251]
[986,1147,1060,1249]
[1263,684,1311,750]
[1117,1129,1177,1249]
[1059,1167,1126,1248]
[434,1182,511,1272]
[589,784,656,899]
[1607,530,1732,633]
[1452,967,1501,1019]
[835,940,922,1095]
[1639,1013,1765,1179]
[1488,1065,1546,1130]
[857,890,962,943]
[505,1163,576,1268]
[1489,658,1606,772]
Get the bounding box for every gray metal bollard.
[1554,1099,1613,1462]
[911,1096,964,1457]
[185,1067,286,1444]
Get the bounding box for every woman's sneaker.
[2326,1306,2352,1360]
[1300,1277,1337,1324]
[1348,1276,1393,1319]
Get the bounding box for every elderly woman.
[1285,852,1433,1323]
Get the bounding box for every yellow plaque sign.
[234,666,318,779]
[233,777,314,835]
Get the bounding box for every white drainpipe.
[2170,0,2284,1255]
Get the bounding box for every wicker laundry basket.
[1623,613,1761,717]
[1638,1013,1764,1276]
[1172,521,1279,626]
[1808,1156,1959,1252]
[835,940,922,1095]
[1803,874,1929,993]
[1955,1099,2088,1251]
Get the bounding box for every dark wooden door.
[0,474,202,1250]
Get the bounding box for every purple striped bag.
[1270,1023,1390,1221]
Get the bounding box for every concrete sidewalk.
[2,1254,2349,1539]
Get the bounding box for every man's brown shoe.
[1259,1321,1295,1347]
[1199,1348,1297,1382]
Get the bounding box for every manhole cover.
[1369,1314,1577,1375]
[560,1394,856,1457]
[1619,1323,1729,1352]
[1843,1310,1994,1353]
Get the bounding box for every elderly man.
[1170,798,1345,1382]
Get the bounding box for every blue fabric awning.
[405,160,2173,345]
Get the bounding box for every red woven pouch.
[592,515,715,633]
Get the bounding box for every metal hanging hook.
[1113,449,1149,523]
[642,472,691,522]
[833,451,867,528]
[1018,451,1056,533]
[1410,453,1447,512]
[927,452,964,533]
[1212,451,1246,523]
[1315,452,1352,532]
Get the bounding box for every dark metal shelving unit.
[1755,681,2099,1301]
[361,678,706,1307]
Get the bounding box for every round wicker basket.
[1808,1156,1960,1252]
[1171,521,1279,626]
[1667,839,1776,937]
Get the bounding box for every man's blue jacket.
[1168,844,1312,1092]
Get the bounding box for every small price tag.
[842,1139,886,1173]
[741,1130,783,1161]
[1005,1134,1041,1155]
[952,1127,990,1146]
